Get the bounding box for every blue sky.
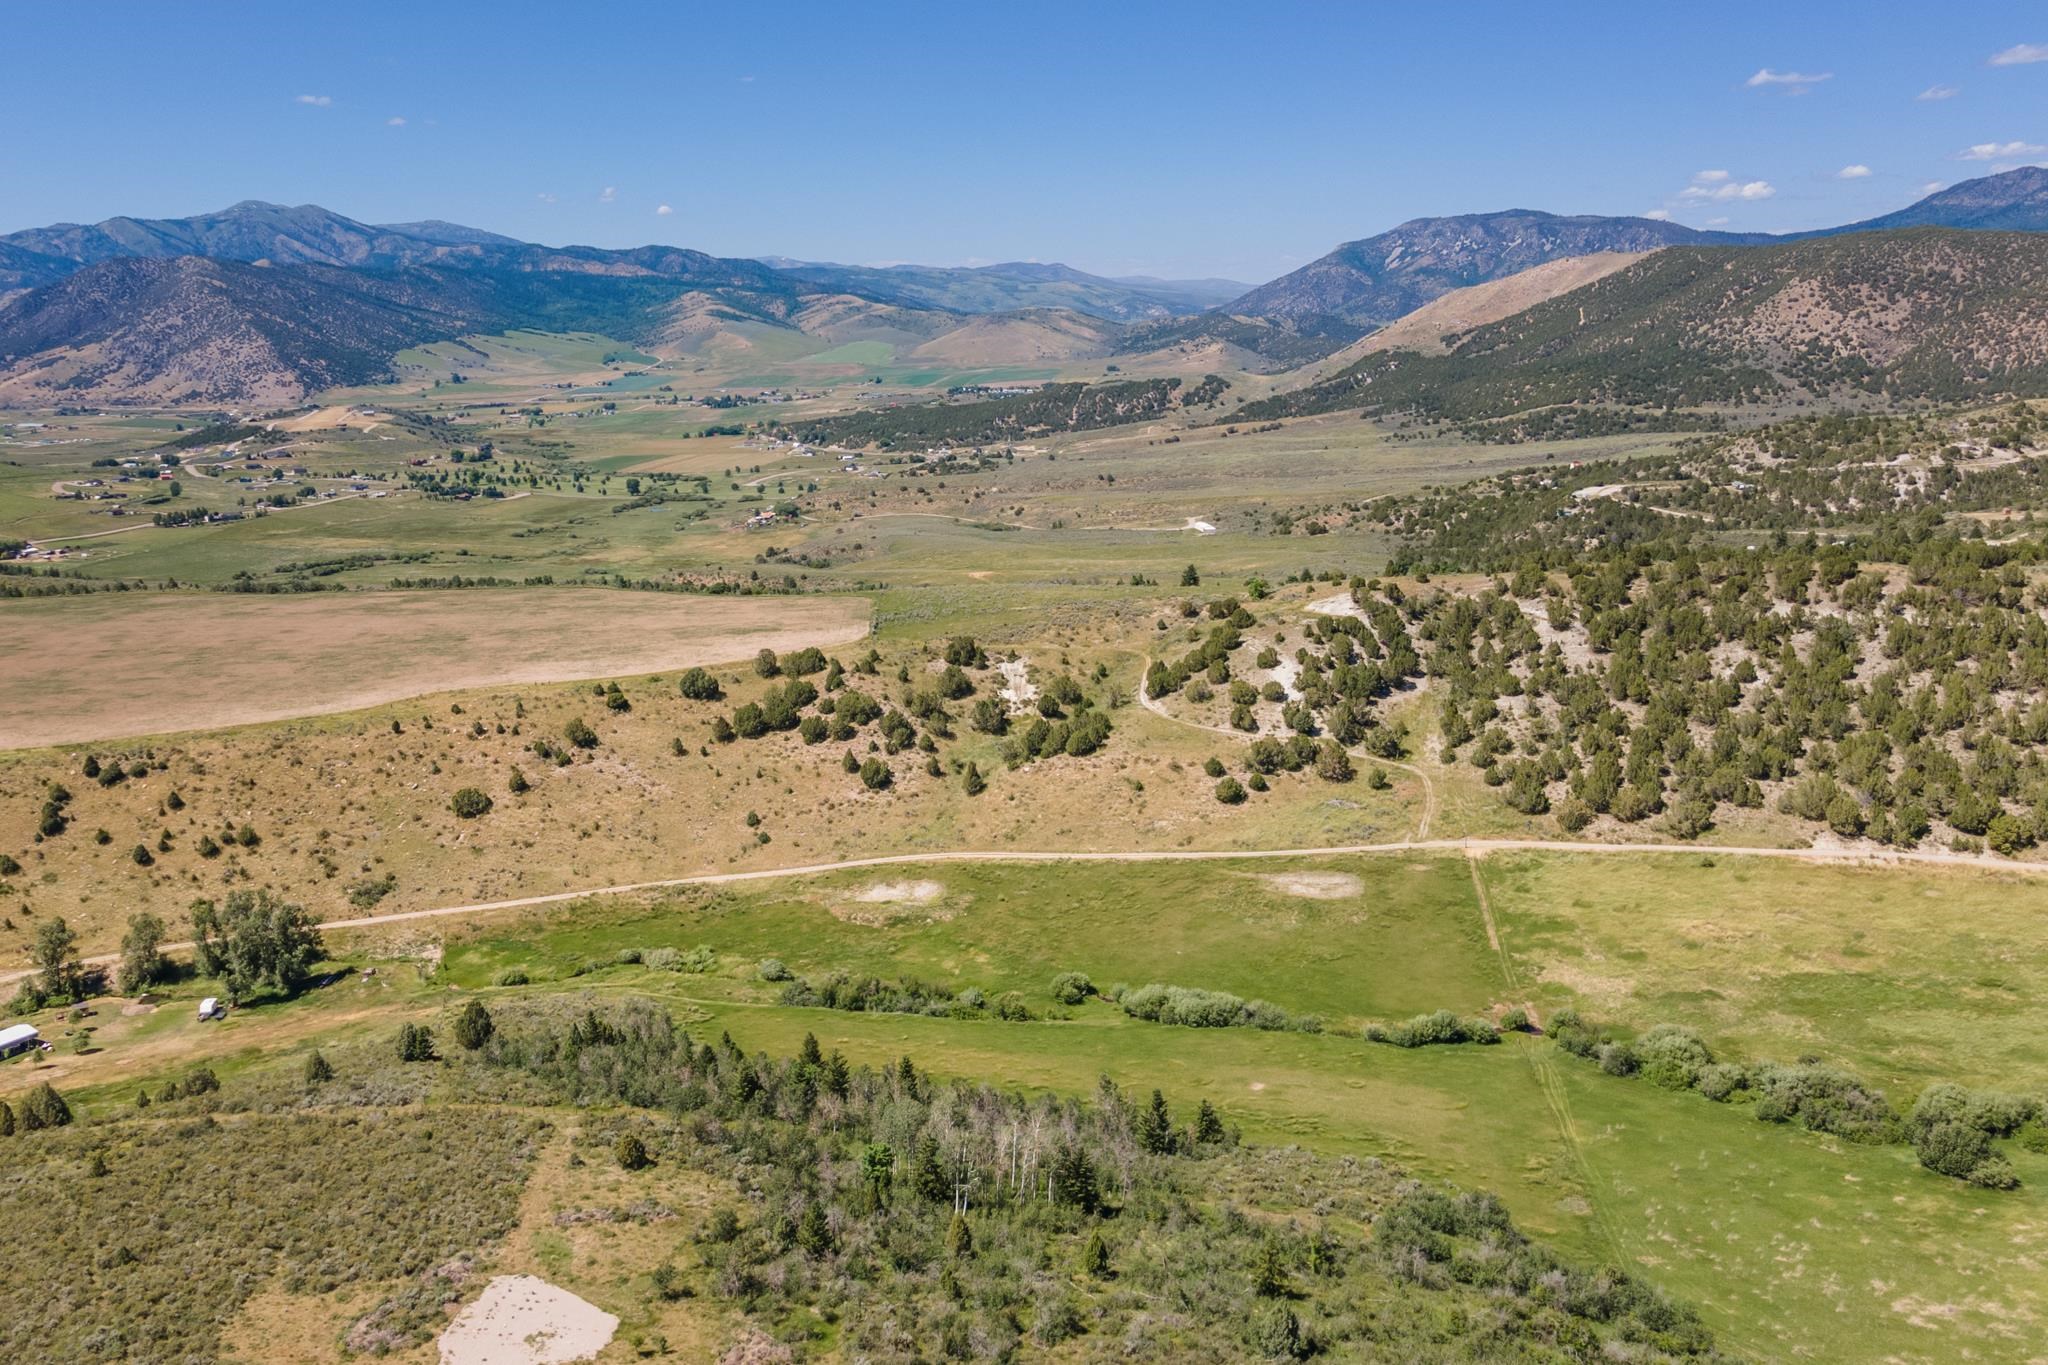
[3,1,2045,281]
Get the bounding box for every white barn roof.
[0,1023,39,1050]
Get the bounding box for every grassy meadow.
[9,849,2044,1360]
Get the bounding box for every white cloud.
[655,204,674,216]
[386,116,406,127]
[1917,83,1959,101]
[1692,169,1731,184]
[1988,43,2048,66]
[1958,140,2048,160]
[1681,178,1776,201]
[1644,209,1673,221]
[1920,180,1946,194]
[295,94,332,107]
[598,186,618,204]
[1747,68,1832,92]
[1706,217,1731,226]
[536,192,558,204]
[1837,163,1872,179]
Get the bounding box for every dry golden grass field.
[0,589,872,746]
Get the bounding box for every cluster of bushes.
[1550,1010,2035,1188]
[450,997,1712,1361]
[1366,1010,1501,1047]
[1373,1187,1710,1351]
[779,972,1034,1021]
[640,945,716,974]
[1114,981,1322,1033]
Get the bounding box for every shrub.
[1214,776,1247,804]
[1634,1025,1714,1090]
[1696,1063,1750,1102]
[645,945,716,974]
[757,958,793,982]
[19,1082,72,1130]
[450,788,493,819]
[493,968,530,987]
[563,717,598,749]
[678,667,723,701]
[615,1133,651,1170]
[1366,1010,1497,1047]
[1049,971,1095,1005]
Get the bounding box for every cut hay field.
[0,588,871,746]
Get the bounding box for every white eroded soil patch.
[1257,871,1364,900]
[854,879,945,904]
[831,878,956,924]
[439,1275,617,1365]
[997,658,1038,711]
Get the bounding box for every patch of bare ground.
[0,589,872,747]
[1256,870,1364,899]
[437,1276,617,1365]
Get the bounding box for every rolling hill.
[1235,229,2048,431]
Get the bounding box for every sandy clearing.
[0,589,872,748]
[1257,871,1363,900]
[438,1275,617,1365]
[1306,591,1364,621]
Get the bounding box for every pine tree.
[912,1133,949,1203]
[963,761,985,796]
[1252,1235,1290,1298]
[799,1032,823,1066]
[797,1201,833,1257]
[1195,1098,1226,1145]
[0,1099,14,1136]
[304,1050,334,1085]
[1080,1228,1113,1279]
[1050,1143,1100,1213]
[945,1213,974,1260]
[1136,1089,1175,1155]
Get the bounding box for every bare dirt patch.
[829,879,955,925]
[853,879,945,904]
[1256,871,1364,900]
[0,589,871,747]
[438,1275,618,1365]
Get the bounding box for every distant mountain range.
[754,258,1244,321]
[1236,228,2048,429]
[1185,167,2048,361]
[3,167,2047,404]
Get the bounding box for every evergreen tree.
[396,1023,437,1062]
[1136,1089,1176,1154]
[20,1082,71,1131]
[797,1200,832,1256]
[1253,1235,1290,1298]
[453,998,495,1051]
[945,1212,974,1260]
[1081,1228,1113,1278]
[912,1133,949,1204]
[0,1099,14,1137]
[303,1050,334,1085]
[1196,1098,1226,1145]
[1050,1143,1100,1213]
